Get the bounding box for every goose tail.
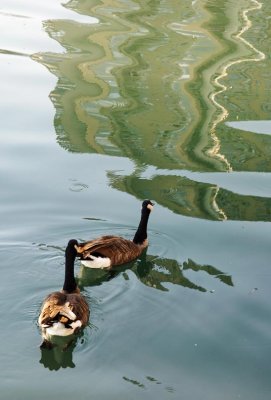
[42,320,82,337]
[81,255,111,269]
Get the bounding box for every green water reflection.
[33,0,271,220]
[39,335,78,370]
[109,171,271,221]
[78,252,233,293]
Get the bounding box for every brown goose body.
[75,235,148,267]
[75,200,154,269]
[38,291,89,337]
[38,240,89,345]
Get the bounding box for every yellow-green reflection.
[109,172,271,222]
[33,0,271,170]
[32,0,271,219]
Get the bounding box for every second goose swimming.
[75,199,154,269]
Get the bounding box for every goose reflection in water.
[78,250,233,293]
[39,334,79,371]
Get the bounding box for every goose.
[38,239,89,347]
[75,199,154,269]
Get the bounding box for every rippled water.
[1,0,271,399]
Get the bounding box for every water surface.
[1,0,271,399]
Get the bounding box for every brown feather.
[39,291,89,328]
[75,235,148,267]
[75,200,154,268]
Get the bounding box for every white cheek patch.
[81,256,111,269]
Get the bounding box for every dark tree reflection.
[78,251,233,293]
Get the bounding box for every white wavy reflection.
[209,0,265,171]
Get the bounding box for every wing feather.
[75,235,146,266]
[38,292,89,328]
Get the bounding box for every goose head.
[142,199,154,212]
[66,239,79,257]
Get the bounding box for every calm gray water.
[1,0,271,399]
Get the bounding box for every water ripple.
[68,178,89,192]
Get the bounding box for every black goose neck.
[133,207,151,245]
[62,240,78,293]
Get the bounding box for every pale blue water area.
[227,120,271,135]
[1,1,271,399]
